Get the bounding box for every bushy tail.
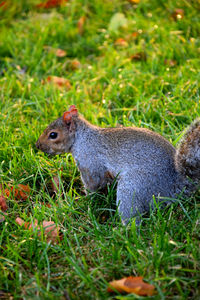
[175,119,200,181]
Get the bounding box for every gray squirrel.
[36,105,200,224]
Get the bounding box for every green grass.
[0,0,200,299]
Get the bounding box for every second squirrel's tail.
[175,119,200,181]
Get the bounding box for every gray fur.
[36,112,200,224]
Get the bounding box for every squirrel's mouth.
[35,140,53,155]
[35,141,64,157]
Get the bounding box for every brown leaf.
[130,52,147,61]
[36,0,68,9]
[44,76,71,90]
[42,220,60,243]
[107,276,155,296]
[0,290,12,299]
[55,48,67,57]
[171,9,184,21]
[51,176,60,193]
[128,0,140,4]
[78,16,86,35]
[14,184,30,200]
[164,59,177,67]
[0,1,8,9]
[131,31,139,38]
[43,46,67,57]
[16,217,60,244]
[0,195,8,211]
[42,202,52,208]
[4,184,31,201]
[71,59,81,70]
[16,217,25,227]
[114,38,128,47]
[0,214,6,223]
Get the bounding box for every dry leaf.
[16,217,60,244]
[130,52,147,61]
[42,220,60,243]
[42,202,52,208]
[78,16,86,35]
[43,46,67,57]
[36,0,68,9]
[0,214,6,223]
[55,48,67,57]
[171,9,184,21]
[131,32,139,38]
[0,1,8,9]
[71,59,81,70]
[0,195,8,211]
[164,59,177,67]
[126,32,139,42]
[0,290,12,299]
[128,0,140,4]
[114,38,128,47]
[44,76,71,90]
[107,276,155,296]
[16,217,25,227]
[51,176,60,193]
[5,184,30,201]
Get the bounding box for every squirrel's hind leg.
[116,172,149,225]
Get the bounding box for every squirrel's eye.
[49,132,58,139]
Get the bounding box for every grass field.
[0,0,200,299]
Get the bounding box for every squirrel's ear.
[63,105,78,125]
[69,105,78,113]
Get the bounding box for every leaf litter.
[16,217,61,244]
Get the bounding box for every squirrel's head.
[36,105,78,155]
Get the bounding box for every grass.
[0,0,200,299]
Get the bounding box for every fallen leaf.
[131,31,139,38]
[42,220,60,243]
[77,16,86,35]
[44,76,71,90]
[107,276,155,296]
[16,217,60,244]
[130,52,147,61]
[16,217,25,227]
[114,38,128,47]
[5,184,30,201]
[43,46,67,57]
[36,0,68,9]
[164,59,177,67]
[42,202,52,208]
[71,59,81,70]
[0,215,5,223]
[178,35,186,43]
[0,211,7,223]
[128,0,140,4]
[55,48,67,57]
[0,1,8,9]
[0,195,8,211]
[108,13,128,32]
[0,290,12,299]
[171,8,184,21]
[51,176,60,193]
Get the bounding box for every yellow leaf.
[128,0,140,4]
[107,276,155,296]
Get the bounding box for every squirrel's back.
[96,127,181,202]
[99,126,176,168]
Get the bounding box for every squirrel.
[36,105,200,224]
